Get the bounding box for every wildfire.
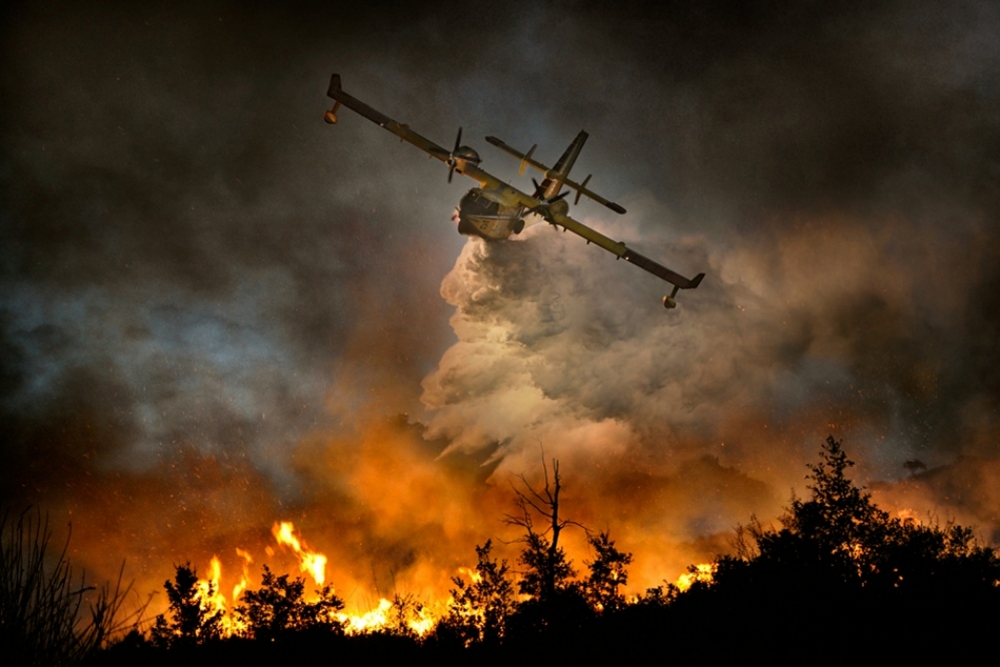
[335,597,437,637]
[675,563,714,592]
[457,566,483,584]
[194,555,225,616]
[406,604,437,637]
[177,520,330,637]
[272,521,327,586]
[178,520,444,638]
[340,598,392,634]
[231,548,253,602]
[195,555,246,635]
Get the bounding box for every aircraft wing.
[326,74,458,164]
[545,209,705,295]
[326,74,508,191]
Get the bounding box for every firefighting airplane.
[324,74,704,308]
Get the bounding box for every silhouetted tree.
[380,593,430,638]
[682,436,1000,658]
[778,435,893,583]
[503,457,594,644]
[436,540,516,647]
[235,565,344,641]
[515,530,577,602]
[505,458,580,602]
[583,531,632,613]
[150,564,222,648]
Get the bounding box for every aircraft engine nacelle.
[663,284,680,309]
[324,101,341,124]
[550,198,570,217]
[454,146,481,165]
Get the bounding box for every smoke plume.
[2,0,1000,608]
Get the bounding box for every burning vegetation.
[7,438,999,663]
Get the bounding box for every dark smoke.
[2,0,1000,601]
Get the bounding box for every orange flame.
[231,548,253,602]
[194,555,226,616]
[456,565,483,584]
[406,604,436,637]
[271,521,327,586]
[675,563,714,592]
[193,555,248,635]
[340,598,392,634]
[336,597,438,637]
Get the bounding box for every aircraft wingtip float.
[324,73,705,310]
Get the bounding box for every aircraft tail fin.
[485,133,626,214]
[537,130,587,199]
[549,131,587,179]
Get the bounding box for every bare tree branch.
[505,449,587,601]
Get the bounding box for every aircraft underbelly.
[470,218,512,241]
[456,188,521,240]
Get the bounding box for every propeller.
[531,177,546,199]
[527,178,570,221]
[448,127,462,183]
[429,127,479,183]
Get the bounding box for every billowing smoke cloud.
[417,201,1000,582]
[2,0,1000,609]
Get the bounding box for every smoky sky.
[3,0,1000,596]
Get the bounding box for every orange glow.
[195,555,226,617]
[231,548,253,602]
[177,523,332,638]
[272,521,328,586]
[675,563,714,592]
[336,597,438,637]
[457,566,483,585]
[193,555,246,635]
[406,604,437,637]
[339,598,392,634]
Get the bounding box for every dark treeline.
[8,438,999,664]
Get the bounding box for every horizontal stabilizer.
[327,73,342,96]
[485,135,626,215]
[621,248,705,290]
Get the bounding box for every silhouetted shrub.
[149,564,223,649]
[0,508,136,666]
[675,437,1000,658]
[235,565,344,640]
